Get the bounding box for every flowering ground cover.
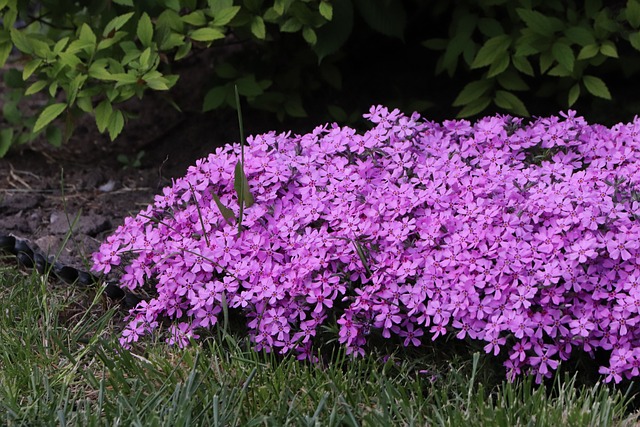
[93,106,640,383]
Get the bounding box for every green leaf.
[477,18,504,37]
[68,74,87,104]
[250,16,266,39]
[0,41,12,67]
[190,27,225,42]
[274,0,287,15]
[46,125,62,147]
[4,68,22,88]
[79,23,96,48]
[494,90,529,116]
[108,110,125,141]
[577,43,600,60]
[547,64,572,77]
[585,0,602,19]
[57,51,81,69]
[627,0,640,28]
[203,85,228,111]
[496,71,529,91]
[77,96,93,113]
[284,96,307,117]
[487,53,509,77]
[354,0,406,39]
[568,83,580,106]
[352,240,372,278]
[48,81,58,97]
[3,101,21,125]
[313,0,353,61]
[457,96,491,118]
[211,192,236,225]
[319,1,333,20]
[539,50,554,74]
[422,38,447,50]
[516,8,563,36]
[112,0,133,5]
[0,128,13,157]
[95,100,113,133]
[280,18,302,32]
[208,0,234,14]
[453,80,493,107]
[99,34,129,52]
[236,75,263,97]
[302,26,317,45]
[215,62,237,79]
[594,9,618,32]
[630,31,640,50]
[182,11,207,26]
[212,6,241,26]
[263,7,281,22]
[139,47,152,68]
[599,40,618,58]
[551,41,575,71]
[174,41,192,60]
[137,13,153,47]
[512,55,534,76]
[104,12,135,37]
[53,37,69,54]
[583,75,611,99]
[514,32,543,57]
[10,28,31,53]
[234,161,255,208]
[439,33,466,76]
[34,103,67,133]
[145,76,170,90]
[564,26,596,46]
[25,80,47,95]
[327,104,347,121]
[470,34,511,69]
[88,61,112,80]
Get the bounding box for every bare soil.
[0,57,313,271]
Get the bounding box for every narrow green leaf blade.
[234,161,255,208]
[211,192,236,225]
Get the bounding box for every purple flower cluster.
[92,106,640,383]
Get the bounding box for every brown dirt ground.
[0,55,314,272]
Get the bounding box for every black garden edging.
[0,234,141,309]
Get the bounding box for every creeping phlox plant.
[93,106,640,383]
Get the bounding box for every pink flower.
[92,105,640,384]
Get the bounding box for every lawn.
[0,264,638,426]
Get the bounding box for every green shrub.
[424,0,640,118]
[0,0,412,156]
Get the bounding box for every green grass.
[1,263,639,426]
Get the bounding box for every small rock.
[98,179,118,193]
